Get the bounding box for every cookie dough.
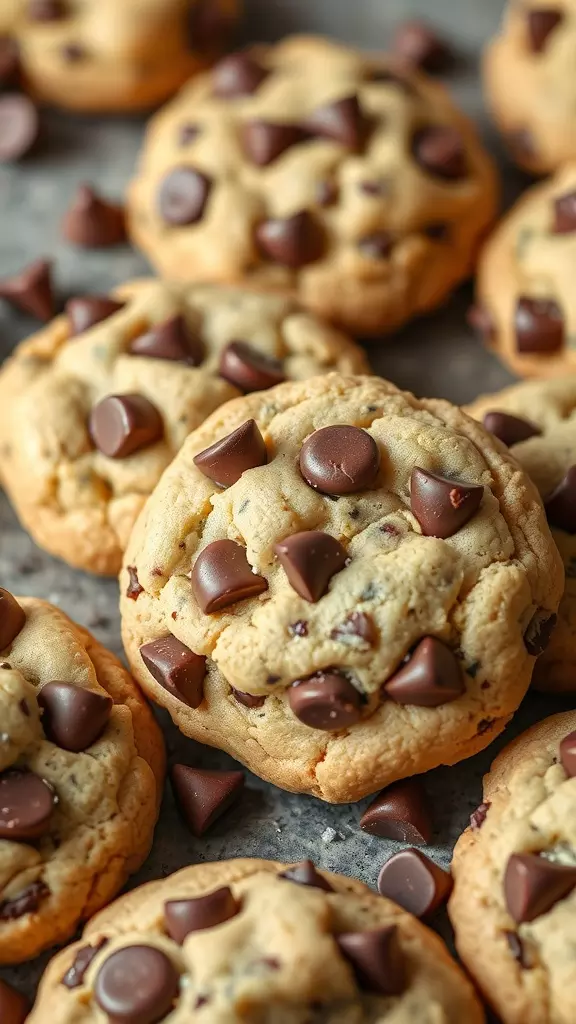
[0,278,367,576]
[29,856,485,1022]
[0,0,239,113]
[484,0,576,174]
[0,590,164,963]
[449,711,576,1024]
[120,373,562,803]
[127,35,498,337]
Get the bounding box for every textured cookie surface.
[120,373,562,803]
[30,856,485,1022]
[0,278,366,576]
[127,35,497,336]
[0,0,238,112]
[449,711,576,1024]
[0,593,164,963]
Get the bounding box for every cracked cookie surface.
[449,711,576,1024]
[120,373,562,803]
[0,278,366,576]
[127,35,497,336]
[0,592,164,963]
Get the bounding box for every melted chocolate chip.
[524,610,558,655]
[0,880,49,920]
[242,120,303,166]
[288,671,362,730]
[256,210,324,268]
[302,94,367,151]
[126,565,144,600]
[279,860,333,891]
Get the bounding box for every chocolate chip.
[212,52,268,98]
[140,636,206,709]
[126,565,144,600]
[275,531,349,603]
[279,860,333,891]
[0,258,54,321]
[392,19,454,73]
[179,122,201,146]
[482,411,541,448]
[289,620,308,637]
[470,801,491,830]
[468,303,496,345]
[66,295,124,335]
[423,222,450,242]
[377,849,452,917]
[231,687,266,708]
[410,467,483,538]
[0,589,25,650]
[27,0,66,19]
[0,93,39,161]
[89,393,163,459]
[241,120,303,166]
[61,42,85,62]
[302,95,367,151]
[191,539,268,613]
[358,179,389,197]
[95,946,179,1024]
[383,637,464,707]
[62,184,125,248]
[299,425,380,495]
[165,886,239,943]
[157,166,212,226]
[330,612,377,646]
[288,671,362,730]
[256,210,324,268]
[505,930,528,967]
[219,341,285,392]
[0,37,20,88]
[524,610,558,655]
[504,853,576,924]
[38,682,112,752]
[0,769,56,840]
[560,730,576,777]
[527,9,563,52]
[553,190,576,234]
[194,419,267,487]
[413,125,467,180]
[358,232,393,259]
[0,880,48,920]
[130,315,204,365]
[337,926,405,995]
[0,978,29,1024]
[316,180,338,206]
[360,778,432,844]
[545,466,576,532]
[170,765,244,836]
[515,296,564,353]
[62,939,108,988]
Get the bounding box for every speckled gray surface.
[1,0,573,1006]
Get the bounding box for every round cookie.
[468,376,576,693]
[0,590,164,963]
[484,0,576,174]
[127,35,498,337]
[29,856,485,1022]
[0,0,239,113]
[120,373,562,803]
[0,278,366,576]
[449,711,576,1024]
[470,163,576,379]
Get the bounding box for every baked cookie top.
[127,35,498,336]
[450,711,576,1024]
[0,591,164,963]
[29,857,485,1022]
[120,373,562,802]
[0,278,366,576]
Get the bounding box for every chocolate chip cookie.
[0,0,239,113]
[0,278,366,576]
[120,373,562,803]
[449,711,576,1024]
[0,590,164,962]
[484,1,576,173]
[29,856,484,1022]
[127,35,498,337]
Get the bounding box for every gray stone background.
[1,0,571,1004]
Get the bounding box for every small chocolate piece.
[94,946,179,1024]
[358,232,393,260]
[0,258,54,321]
[505,930,528,967]
[126,565,144,600]
[157,166,212,226]
[0,978,29,1024]
[288,671,362,730]
[553,190,576,234]
[0,93,39,161]
[302,95,367,150]
[507,128,538,163]
[191,539,268,613]
[423,222,450,242]
[256,210,324,268]
[0,588,26,650]
[299,425,380,495]
[130,315,204,366]
[504,853,576,924]
[560,730,576,777]
[140,636,206,709]
[0,880,48,920]
[383,637,464,707]
[241,120,303,166]
[275,531,348,602]
[410,467,483,538]
[0,768,56,840]
[337,926,405,996]
[212,52,268,98]
[89,394,163,459]
[61,42,85,62]
[482,411,541,448]
[468,304,496,345]
[27,0,66,19]
[179,122,201,146]
[524,610,557,655]
[231,687,266,708]
[165,886,238,942]
[170,765,244,836]
[66,295,124,335]
[194,419,267,487]
[62,184,125,248]
[219,341,285,392]
[545,466,576,533]
[38,681,112,752]
[62,939,108,989]
[377,848,452,917]
[470,801,491,830]
[316,180,338,207]
[527,9,563,53]
[330,612,377,646]
[515,296,564,354]
[279,860,333,891]
[413,125,467,180]
[0,37,20,88]
[360,778,432,844]
[392,19,453,73]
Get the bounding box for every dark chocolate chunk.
[0,589,25,650]
[504,853,576,923]
[126,565,144,600]
[515,296,564,354]
[62,938,108,989]
[191,539,268,613]
[0,880,49,921]
[140,635,206,709]
[392,19,454,73]
[524,610,558,655]
[279,860,333,891]
[256,210,324,268]
[412,125,467,180]
[157,166,212,226]
[94,946,179,1024]
[0,93,39,161]
[130,315,204,366]
[300,425,380,495]
[482,411,541,448]
[302,95,367,151]
[545,466,576,533]
[62,184,125,248]
[241,120,303,166]
[337,926,405,995]
[383,637,465,707]
[0,769,56,840]
[212,52,268,98]
[89,394,163,458]
[194,419,267,487]
[165,886,238,942]
[219,341,285,392]
[0,258,54,321]
[231,687,266,708]
[330,612,377,646]
[170,765,244,836]
[527,9,563,52]
[66,295,124,335]
[377,848,452,917]
[274,531,348,602]
[410,467,483,538]
[360,778,432,844]
[38,681,112,752]
[288,671,362,730]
